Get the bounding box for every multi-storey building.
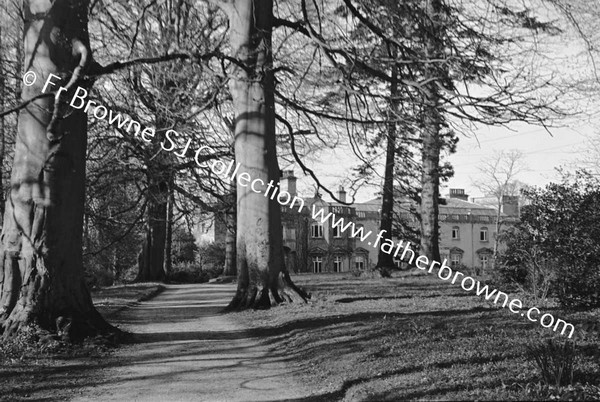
[200,171,520,273]
[280,172,520,273]
[279,172,367,274]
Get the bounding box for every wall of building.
[204,182,517,274]
[439,218,494,269]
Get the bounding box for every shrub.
[452,263,474,276]
[171,227,198,264]
[556,261,600,309]
[168,261,208,283]
[84,266,115,289]
[498,172,600,308]
[496,247,556,305]
[528,339,576,388]
[197,242,226,279]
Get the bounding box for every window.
[451,214,459,220]
[439,214,447,220]
[480,255,489,270]
[312,256,323,273]
[355,256,365,270]
[480,227,488,242]
[351,224,365,238]
[481,216,490,222]
[450,253,461,268]
[333,256,343,272]
[332,225,342,238]
[451,226,460,240]
[311,222,323,238]
[394,256,402,269]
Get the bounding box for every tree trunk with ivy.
[419,0,444,263]
[0,0,116,340]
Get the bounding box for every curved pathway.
[73,283,311,402]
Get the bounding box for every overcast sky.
[444,121,591,199]
[287,118,593,205]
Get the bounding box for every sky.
[287,120,591,205]
[444,121,591,199]
[281,0,598,206]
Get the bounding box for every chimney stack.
[282,170,297,197]
[338,186,347,203]
[449,188,469,201]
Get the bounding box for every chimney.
[449,188,469,201]
[282,170,297,197]
[338,186,347,203]
[501,195,519,217]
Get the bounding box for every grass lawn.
[233,271,600,401]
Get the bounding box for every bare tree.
[473,149,527,267]
[89,0,231,282]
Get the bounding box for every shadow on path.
[72,284,314,402]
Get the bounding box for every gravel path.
[73,283,311,402]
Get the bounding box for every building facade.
[205,171,519,274]
[280,173,519,273]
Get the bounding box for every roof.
[439,198,499,216]
[353,198,381,212]
[355,196,500,214]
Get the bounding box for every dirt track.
[73,283,311,402]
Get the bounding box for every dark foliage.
[198,242,226,279]
[171,227,198,264]
[498,171,600,308]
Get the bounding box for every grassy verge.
[92,282,165,317]
[233,271,600,401]
[0,282,163,401]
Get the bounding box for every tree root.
[1,307,126,343]
[225,272,311,311]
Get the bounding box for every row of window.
[310,222,491,241]
[314,253,492,272]
[449,253,490,268]
[310,222,350,239]
[441,214,493,222]
[312,256,365,273]
[451,226,489,242]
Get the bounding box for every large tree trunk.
[375,63,398,276]
[0,0,115,340]
[419,0,443,263]
[136,159,172,282]
[222,186,236,277]
[0,22,6,222]
[224,0,308,309]
[420,121,441,263]
[164,189,174,278]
